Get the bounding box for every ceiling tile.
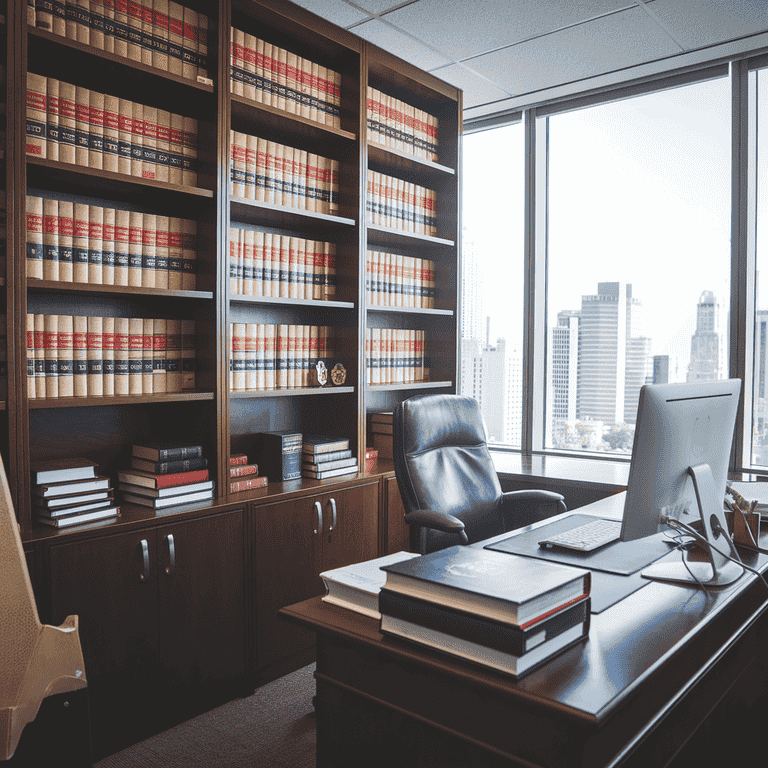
[381,0,636,61]
[467,7,681,100]
[288,0,371,28]
[353,0,413,14]
[429,63,512,108]
[648,0,768,50]
[352,18,453,70]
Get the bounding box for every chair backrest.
[393,394,504,552]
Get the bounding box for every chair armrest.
[500,490,567,528]
[404,509,466,535]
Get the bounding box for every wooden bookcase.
[5,0,460,756]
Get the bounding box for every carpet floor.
[93,664,317,768]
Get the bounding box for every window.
[545,77,731,454]
[461,123,524,447]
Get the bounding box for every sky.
[462,74,733,379]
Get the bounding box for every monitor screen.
[621,378,743,586]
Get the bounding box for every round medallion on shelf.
[331,363,347,385]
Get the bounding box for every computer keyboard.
[538,518,622,553]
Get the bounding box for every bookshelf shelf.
[28,392,215,408]
[27,280,215,301]
[230,386,355,398]
[366,381,453,392]
[230,295,354,309]
[367,306,454,316]
[366,224,455,248]
[229,197,356,228]
[368,143,455,177]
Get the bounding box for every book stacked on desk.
[379,546,591,678]
[118,442,215,508]
[229,452,267,492]
[32,458,120,528]
[302,435,358,479]
[368,412,393,459]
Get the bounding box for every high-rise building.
[576,282,650,426]
[653,355,670,384]
[460,227,485,342]
[547,310,580,445]
[753,309,768,464]
[687,290,726,382]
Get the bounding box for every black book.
[381,545,591,629]
[131,456,209,475]
[379,590,590,657]
[301,448,353,464]
[132,442,204,462]
[257,431,302,481]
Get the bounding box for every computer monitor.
[621,378,743,586]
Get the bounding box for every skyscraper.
[547,310,580,445]
[577,282,650,425]
[687,290,726,382]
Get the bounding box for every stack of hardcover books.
[229,452,267,492]
[378,546,591,679]
[118,442,215,509]
[256,431,302,482]
[368,412,393,459]
[302,435,358,479]
[32,457,119,528]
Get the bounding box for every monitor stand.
[641,463,744,587]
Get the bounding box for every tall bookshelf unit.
[9,0,460,757]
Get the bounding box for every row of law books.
[366,250,435,309]
[229,323,336,392]
[229,131,339,214]
[27,196,197,289]
[301,435,358,480]
[27,314,196,399]
[31,458,119,528]
[229,229,336,300]
[26,73,198,185]
[365,328,430,386]
[321,547,591,678]
[230,27,340,128]
[28,0,211,84]
[119,442,215,509]
[366,171,437,236]
[366,86,438,162]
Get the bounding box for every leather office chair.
[393,394,567,554]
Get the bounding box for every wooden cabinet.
[46,509,245,759]
[251,479,378,682]
[381,473,411,554]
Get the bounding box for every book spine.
[89,89,105,170]
[232,322,245,391]
[126,0,142,61]
[165,318,182,392]
[114,208,130,286]
[263,323,275,390]
[128,211,143,287]
[181,5,198,81]
[44,313,59,398]
[142,105,158,180]
[255,323,265,391]
[168,216,183,289]
[156,109,171,183]
[102,206,115,285]
[182,116,197,187]
[27,315,36,400]
[153,317,167,393]
[102,316,115,396]
[46,77,60,162]
[130,101,144,179]
[243,228,255,296]
[155,215,169,289]
[230,476,267,493]
[133,456,206,473]
[34,315,46,398]
[113,0,128,57]
[72,203,89,283]
[42,197,59,282]
[118,97,133,176]
[128,316,143,394]
[58,81,76,164]
[181,218,196,290]
[230,463,259,477]
[73,315,88,396]
[57,314,74,397]
[181,319,195,390]
[245,323,257,390]
[26,72,47,158]
[113,317,130,395]
[74,84,90,167]
[141,212,157,288]
[86,315,103,396]
[26,195,43,279]
[88,204,103,284]
[167,1,183,76]
[152,0,169,71]
[103,94,119,174]
[142,318,154,394]
[102,0,115,53]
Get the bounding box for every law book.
[72,203,90,283]
[230,130,246,198]
[302,456,357,472]
[141,105,158,180]
[230,476,268,493]
[181,319,196,390]
[102,0,115,53]
[380,605,590,679]
[138,0,153,67]
[141,213,157,287]
[72,315,88,396]
[382,547,591,630]
[124,488,213,508]
[119,479,214,498]
[26,196,44,279]
[245,323,257,390]
[230,452,248,466]
[113,208,130,285]
[46,77,60,161]
[127,316,143,394]
[126,0,142,61]
[86,315,103,396]
[130,100,144,179]
[131,455,208,474]
[380,589,591,659]
[165,318,182,393]
[57,314,74,397]
[301,463,358,480]
[31,457,98,485]
[36,505,120,527]
[181,218,196,290]
[34,315,46,399]
[117,97,133,176]
[102,206,116,285]
[182,115,198,187]
[150,316,166,393]
[58,200,74,282]
[34,475,111,498]
[231,322,245,391]
[112,0,129,57]
[102,316,115,396]
[74,84,90,167]
[113,317,130,395]
[43,313,59,399]
[301,448,352,464]
[181,5,198,80]
[133,442,203,461]
[230,463,259,478]
[118,466,209,489]
[27,314,36,400]
[169,111,184,185]
[35,496,115,517]
[320,551,421,619]
[127,211,142,287]
[257,430,302,481]
[88,89,105,170]
[34,486,112,506]
[152,0,169,70]
[88,204,103,284]
[155,109,171,183]
[197,13,209,81]
[167,0,183,76]
[302,435,350,455]
[42,197,59,282]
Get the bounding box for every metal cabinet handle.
[139,539,150,582]
[313,501,323,534]
[165,534,176,575]
[328,498,337,532]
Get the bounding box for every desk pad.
[485,514,682,613]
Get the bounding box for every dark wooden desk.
[281,494,768,768]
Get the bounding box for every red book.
[230,453,248,466]
[230,463,258,478]
[230,476,267,493]
[117,467,209,489]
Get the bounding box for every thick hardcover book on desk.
[380,546,590,629]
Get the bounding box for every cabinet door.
[253,495,323,672]
[48,529,160,756]
[322,481,379,573]
[157,510,246,720]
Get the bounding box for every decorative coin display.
[331,363,347,385]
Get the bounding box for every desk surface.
[282,493,768,748]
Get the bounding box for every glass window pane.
[545,78,731,454]
[460,123,524,447]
